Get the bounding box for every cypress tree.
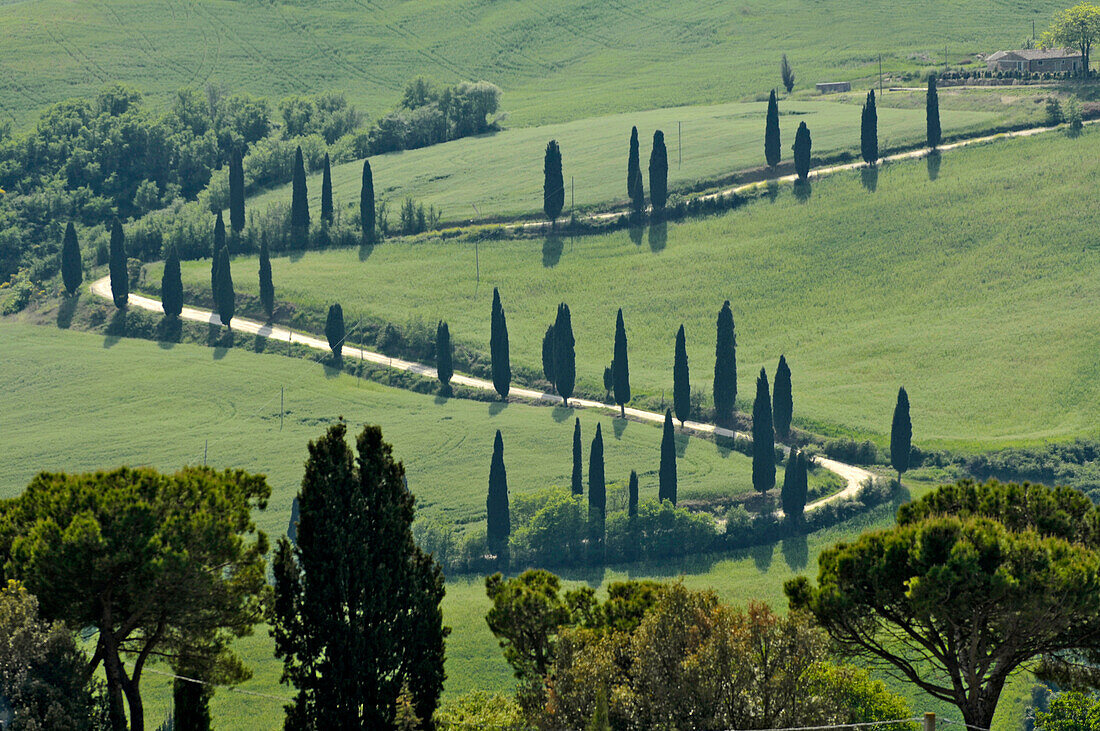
[713,300,737,425]
[765,89,781,168]
[210,239,221,311]
[490,288,511,400]
[588,423,606,559]
[673,324,690,426]
[161,244,183,319]
[259,234,274,321]
[627,126,645,216]
[542,323,556,389]
[751,368,775,494]
[325,303,345,363]
[436,321,453,395]
[108,218,128,309]
[628,470,638,517]
[553,302,576,406]
[659,410,677,505]
[613,308,630,417]
[291,145,310,248]
[361,159,376,244]
[229,147,245,235]
[487,430,510,557]
[572,418,583,496]
[627,469,640,562]
[61,222,82,295]
[890,387,912,483]
[543,140,564,223]
[214,246,234,328]
[860,90,879,165]
[648,130,668,211]
[773,354,793,439]
[781,449,808,522]
[780,53,796,94]
[603,366,613,400]
[321,152,333,224]
[792,121,812,181]
[926,75,941,150]
[213,210,226,260]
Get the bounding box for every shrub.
[823,437,880,465]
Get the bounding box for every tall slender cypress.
[613,308,630,417]
[773,355,793,439]
[572,418,583,496]
[589,424,605,518]
[627,469,640,563]
[890,387,912,483]
[542,324,556,389]
[751,368,775,494]
[648,130,668,211]
[487,430,510,557]
[325,303,345,362]
[926,75,941,150]
[659,410,677,505]
[210,230,221,310]
[213,210,226,260]
[792,121,812,181]
[765,89,781,168]
[229,147,245,234]
[781,449,808,521]
[490,288,511,400]
[553,302,576,406]
[259,234,274,321]
[321,152,334,224]
[161,244,183,319]
[214,246,234,328]
[628,470,638,517]
[780,53,796,94]
[627,126,645,216]
[108,218,128,309]
[713,301,737,425]
[860,90,878,165]
[291,145,310,247]
[436,321,453,395]
[543,140,564,223]
[673,324,690,426]
[60,221,82,295]
[361,159,376,244]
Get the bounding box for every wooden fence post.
[923,712,936,731]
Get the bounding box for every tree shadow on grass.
[714,434,737,459]
[559,564,607,590]
[103,309,127,347]
[628,222,644,246]
[56,293,79,329]
[860,165,879,193]
[208,326,234,359]
[358,242,374,262]
[764,180,780,203]
[612,417,627,440]
[674,430,689,458]
[322,357,342,379]
[647,220,667,252]
[542,234,564,268]
[288,249,305,263]
[156,316,182,349]
[488,400,508,417]
[618,551,722,580]
[551,403,573,423]
[751,541,775,573]
[781,533,809,572]
[792,179,812,203]
[926,151,942,181]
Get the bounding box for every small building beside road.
[985,48,1082,73]
[815,81,851,93]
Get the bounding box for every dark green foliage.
[291,145,310,247]
[436,320,453,394]
[161,244,184,319]
[258,234,274,321]
[890,387,912,481]
[214,246,234,328]
[781,450,808,521]
[272,423,447,729]
[542,324,556,388]
[572,419,583,496]
[108,218,128,309]
[860,90,878,165]
[713,300,737,425]
[673,324,690,425]
[1034,692,1100,730]
[229,147,245,234]
[60,222,81,295]
[613,308,631,416]
[627,126,645,216]
[752,367,775,494]
[210,234,221,310]
[361,159,376,244]
[325,303,345,362]
[320,152,333,224]
[488,430,511,556]
[589,424,606,517]
[926,75,941,150]
[213,210,226,258]
[765,89,781,168]
[792,121,812,181]
[659,410,677,505]
[603,366,613,399]
[781,53,796,94]
[173,678,212,731]
[544,140,565,223]
[648,130,668,210]
[490,288,511,400]
[773,354,793,439]
[628,471,639,518]
[553,302,576,405]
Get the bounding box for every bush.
[823,437,880,465]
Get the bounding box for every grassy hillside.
[0,0,1066,130]
[249,95,1002,220]
[163,126,1100,451]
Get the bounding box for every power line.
[143,668,293,703]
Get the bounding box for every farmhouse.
[815,81,851,93]
[985,48,1082,73]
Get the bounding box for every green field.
[249,96,1002,220]
[163,126,1100,451]
[0,0,1068,130]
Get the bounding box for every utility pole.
[280,386,284,430]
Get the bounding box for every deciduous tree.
[613,308,631,416]
[1043,3,1100,76]
[544,140,565,223]
[765,89,781,167]
[490,287,511,400]
[673,324,690,426]
[713,300,737,424]
[752,367,775,494]
[61,221,82,295]
[659,410,677,504]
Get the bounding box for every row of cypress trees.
[289,146,378,246]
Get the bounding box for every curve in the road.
[89,276,874,514]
